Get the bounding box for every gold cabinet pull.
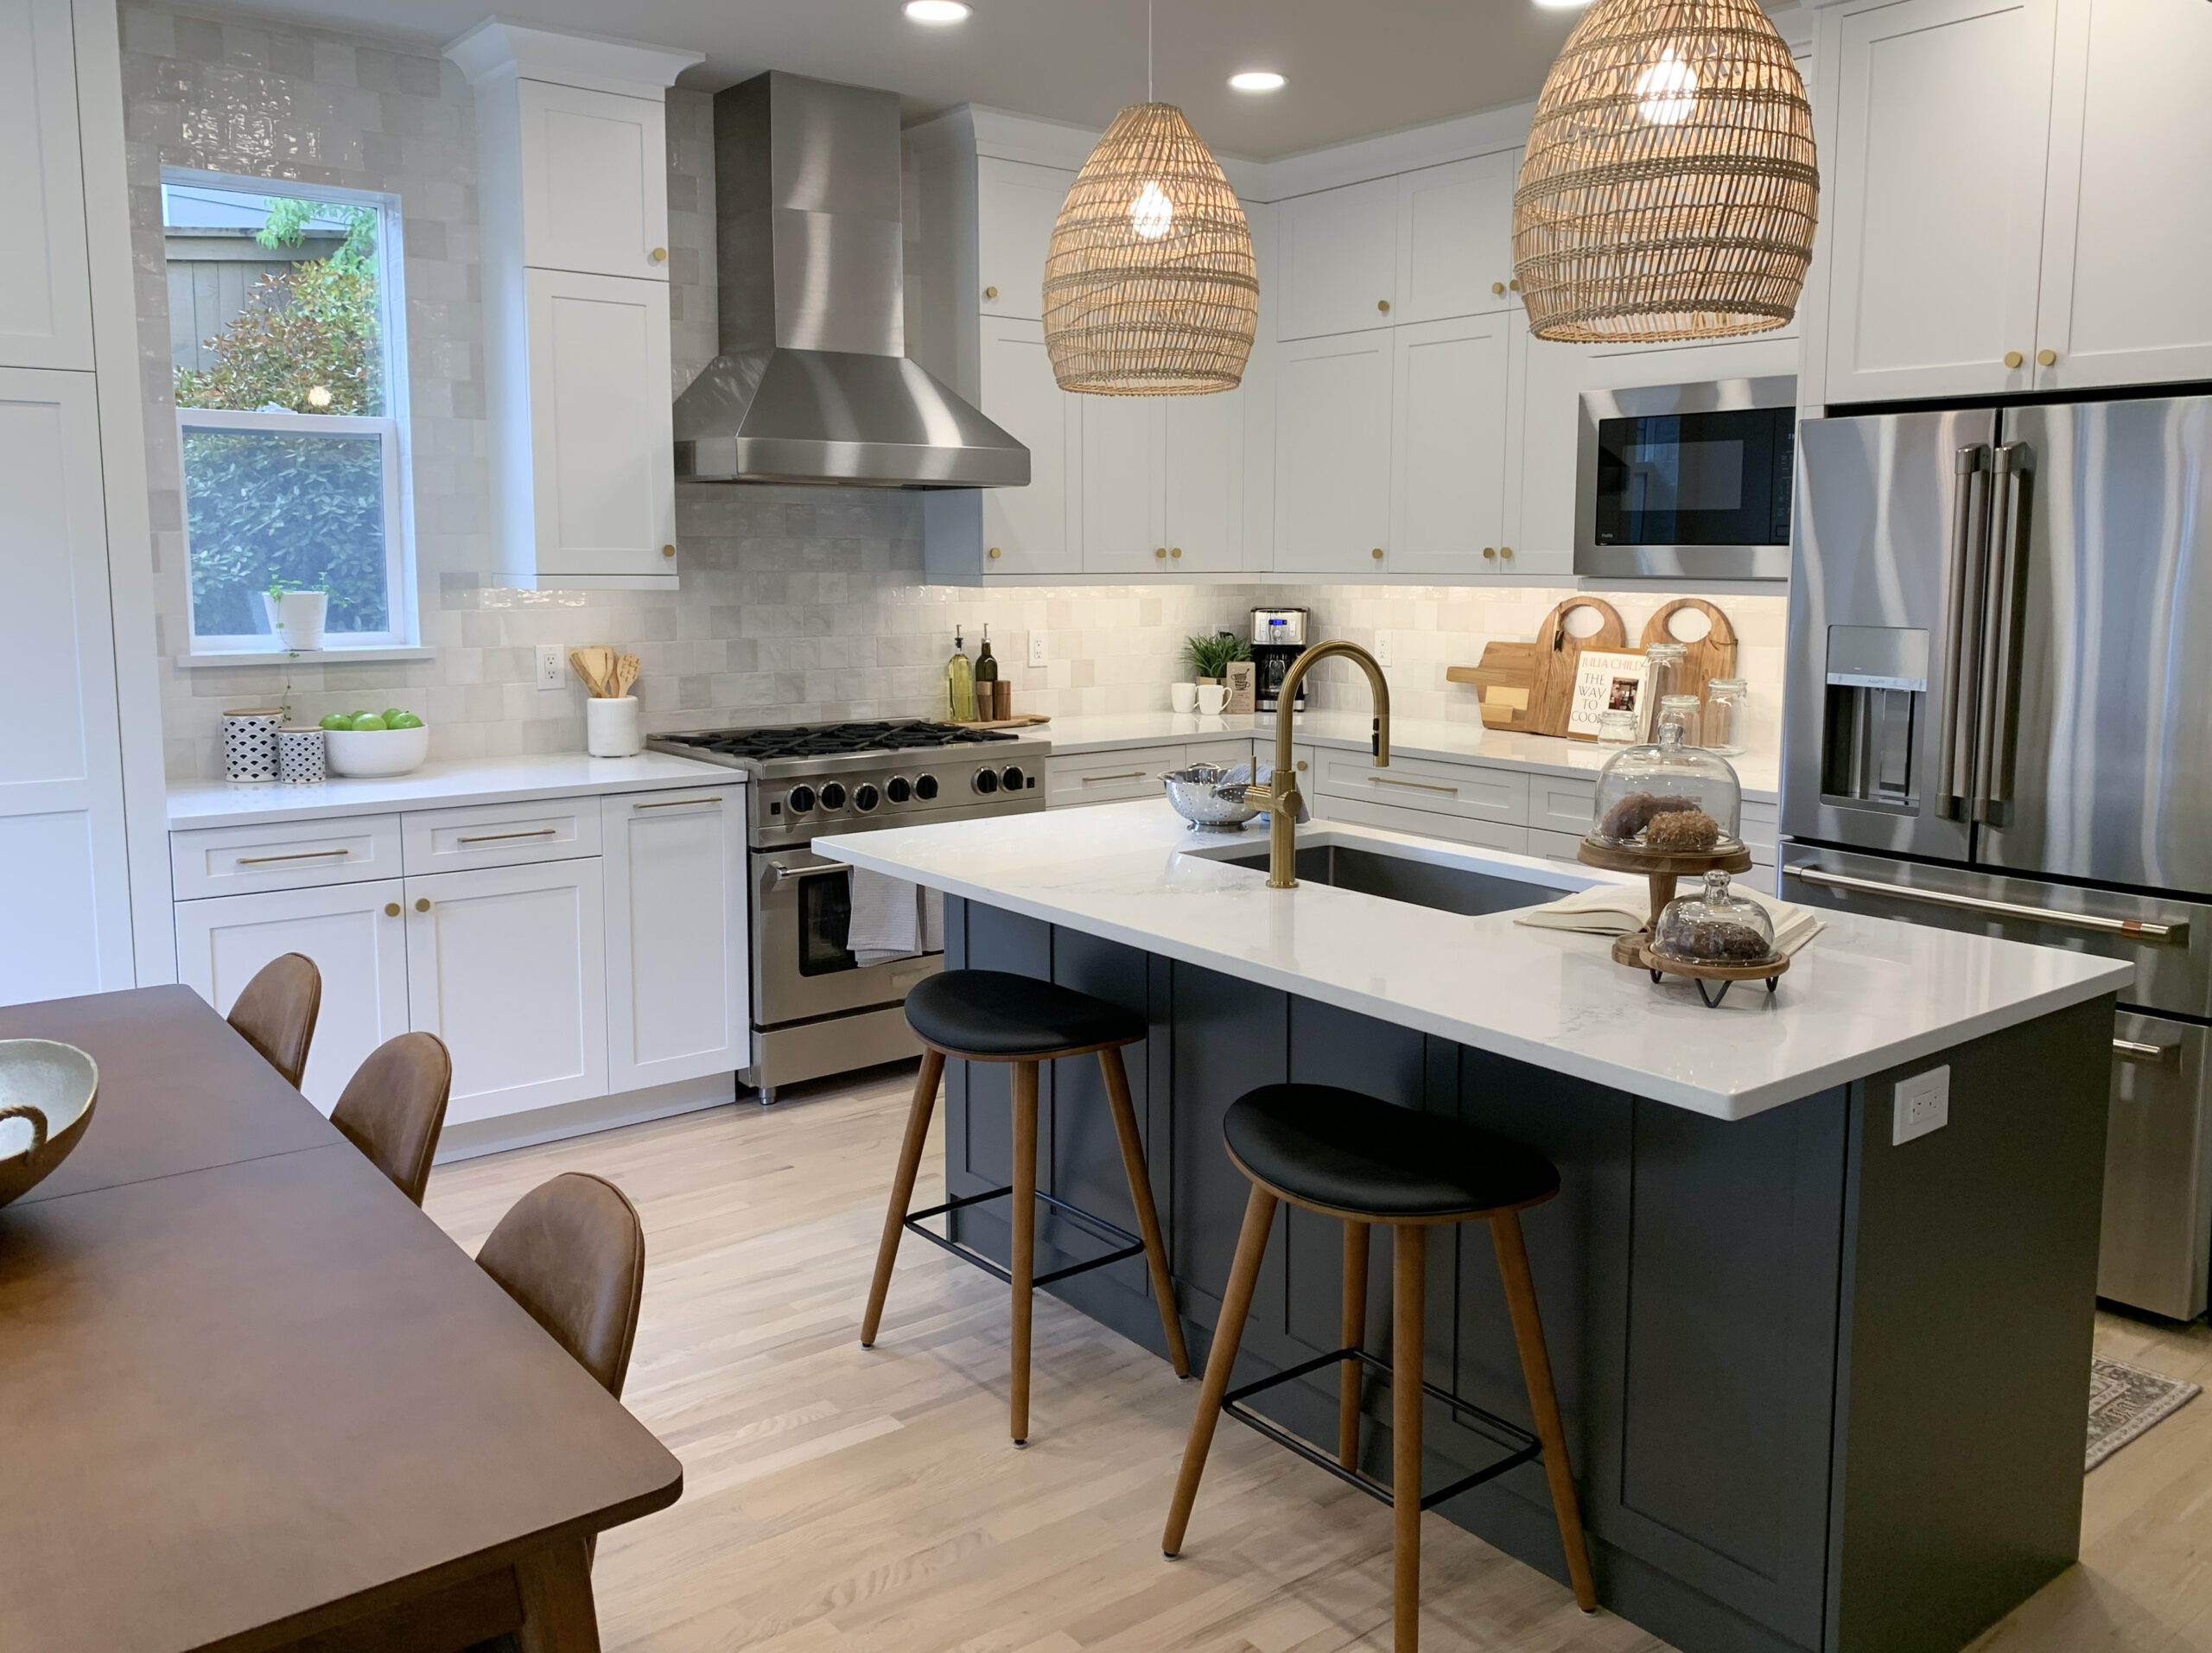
[1499,545,1514,559]
[1082,770,1147,784]
[988,546,1002,559]
[662,544,677,557]
[1491,281,1505,296]
[1376,299,1391,313]
[2004,350,2024,369]
[1509,278,1520,292]
[1372,774,1458,795]
[414,897,431,912]
[650,246,667,263]
[456,827,557,844]
[1170,547,1182,558]
[238,848,350,865]
[384,902,401,917]
[1154,547,1167,558]
[1370,547,1385,560]
[1483,546,1497,559]
[983,285,999,300]
[2037,348,2058,367]
[632,795,722,810]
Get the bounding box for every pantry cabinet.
[0,0,92,372]
[1274,333,1395,573]
[601,787,748,1092]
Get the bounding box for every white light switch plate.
[535,645,565,691]
[1027,630,1049,668]
[1892,1065,1950,1145]
[1375,630,1393,667]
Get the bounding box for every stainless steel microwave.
[1574,377,1796,580]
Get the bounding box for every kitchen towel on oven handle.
[849,866,943,965]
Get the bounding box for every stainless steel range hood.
[673,72,1028,489]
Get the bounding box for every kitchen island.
[817,802,2129,1653]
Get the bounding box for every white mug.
[1197,683,1230,715]
[1170,682,1199,714]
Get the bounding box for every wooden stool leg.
[1161,1181,1277,1557]
[1010,1059,1039,1446]
[1338,1219,1370,1470]
[1097,1044,1191,1377]
[861,1047,945,1348]
[1392,1224,1426,1653]
[1490,1209,1599,1613]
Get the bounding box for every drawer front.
[1048,746,1177,808]
[403,798,602,873]
[1739,799,1779,858]
[1319,793,1529,854]
[1528,826,1590,870]
[1313,749,1528,825]
[1530,774,1599,837]
[1185,736,1256,772]
[170,815,402,899]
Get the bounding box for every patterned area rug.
[2088,1355,2202,1471]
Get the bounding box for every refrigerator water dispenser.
[1820,626,1929,810]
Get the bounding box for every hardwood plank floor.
[423,1065,2212,1653]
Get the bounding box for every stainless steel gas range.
[650,719,1050,1102]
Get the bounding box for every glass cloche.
[1653,871,1779,965]
[1587,723,1743,852]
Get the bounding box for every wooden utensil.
[1446,641,1537,732]
[1640,600,1738,709]
[612,653,639,699]
[1529,597,1629,737]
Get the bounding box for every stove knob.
[1001,765,1027,792]
[854,783,880,812]
[886,776,912,804]
[972,768,1001,795]
[787,785,816,813]
[914,773,939,800]
[819,781,848,810]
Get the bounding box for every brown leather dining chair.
[330,1033,452,1206]
[476,1173,647,1399]
[226,953,321,1090]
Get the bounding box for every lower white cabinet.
[601,787,747,1092]
[173,880,411,1114]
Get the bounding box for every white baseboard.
[435,1071,751,1162]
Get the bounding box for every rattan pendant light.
[1513,0,1818,342]
[1042,3,1257,394]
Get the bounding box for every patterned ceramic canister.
[221,708,284,782]
[276,727,327,785]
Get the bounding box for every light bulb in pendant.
[1128,180,1174,240]
[1635,48,1699,124]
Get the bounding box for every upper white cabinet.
[2034,0,2212,391]
[1275,178,1399,340]
[601,787,748,1094]
[0,0,91,372]
[518,79,671,282]
[1390,316,1513,575]
[1077,389,1249,575]
[977,157,1074,321]
[1395,152,1522,325]
[966,317,1080,574]
[1163,391,1247,572]
[1274,334,1394,573]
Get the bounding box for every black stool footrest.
[905,1187,1146,1288]
[1221,1347,1544,1512]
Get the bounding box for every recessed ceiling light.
[1531,0,1595,10]
[1228,70,1287,92]
[904,0,972,22]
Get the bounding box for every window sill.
[178,646,436,668]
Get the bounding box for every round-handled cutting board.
[1529,597,1629,736]
[1639,599,1739,706]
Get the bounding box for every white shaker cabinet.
[929,317,1081,575]
[1395,152,1522,325]
[977,156,1074,321]
[1163,389,1246,573]
[1274,178,1399,341]
[1389,316,1512,575]
[518,79,671,282]
[0,0,91,372]
[173,881,411,1114]
[601,787,749,1092]
[1273,333,1394,574]
[404,858,610,1125]
[1079,392,1163,575]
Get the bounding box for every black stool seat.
[1224,1084,1560,1219]
[905,970,1145,1058]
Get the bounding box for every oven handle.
[771,861,850,884]
[1783,865,2183,939]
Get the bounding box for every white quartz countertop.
[166,752,739,830]
[815,800,2128,1122]
[1039,711,1781,803]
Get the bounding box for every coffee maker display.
[1249,607,1312,713]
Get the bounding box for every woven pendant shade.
[1043,102,1258,395]
[1513,0,1818,343]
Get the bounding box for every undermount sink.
[1185,835,1570,919]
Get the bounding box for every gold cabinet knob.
[414,897,430,912]
[662,544,676,557]
[1170,547,1181,558]
[2037,348,2058,367]
[983,285,999,300]
[1154,546,1166,558]
[1295,760,1307,771]
[1370,547,1385,560]
[650,246,667,263]
[1500,545,1514,559]
[1482,546,1497,559]
[2004,351,2024,369]
[1376,299,1391,314]
[1509,278,1520,292]
[1491,281,1505,296]
[988,546,1001,559]
[384,901,400,917]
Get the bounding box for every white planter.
[261,590,329,652]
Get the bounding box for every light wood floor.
[423,1065,2212,1653]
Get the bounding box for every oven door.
[752,846,940,1027]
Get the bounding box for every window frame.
[163,168,418,658]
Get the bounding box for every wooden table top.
[0,987,683,1653]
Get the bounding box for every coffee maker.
[1249,607,1311,712]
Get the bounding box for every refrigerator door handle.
[1782,865,2186,939]
[2113,1037,2175,1063]
[1974,442,2031,826]
[1936,445,1992,820]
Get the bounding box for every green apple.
[382,709,408,727]
[318,713,350,731]
[387,712,424,729]
[348,713,388,731]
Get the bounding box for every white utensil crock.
[588,696,641,757]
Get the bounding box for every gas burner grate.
[659,720,1020,761]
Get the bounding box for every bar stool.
[1162,1083,1597,1650]
[861,969,1190,1445]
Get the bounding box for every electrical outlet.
[1891,1065,1950,1145]
[1374,630,1393,667]
[1027,630,1049,668]
[535,645,565,691]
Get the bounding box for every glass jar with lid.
[1656,693,1703,748]
[1588,723,1744,851]
[1652,870,1778,964]
[1704,677,1749,755]
[1643,640,1688,705]
[1595,708,1640,747]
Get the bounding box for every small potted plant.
[262,579,331,652]
[1184,631,1249,685]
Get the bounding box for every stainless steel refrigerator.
[1781,394,2212,1319]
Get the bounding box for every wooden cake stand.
[1574,837,1756,970]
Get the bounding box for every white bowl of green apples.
[321,708,429,777]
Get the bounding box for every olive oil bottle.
[945,626,976,722]
[974,624,999,717]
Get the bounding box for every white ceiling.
[229,0,1595,160]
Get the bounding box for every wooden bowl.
[0,1039,99,1207]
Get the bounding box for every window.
[164,171,414,652]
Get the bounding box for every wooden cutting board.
[1446,642,1536,731]
[952,714,1051,729]
[1640,599,1738,706]
[1529,597,1629,737]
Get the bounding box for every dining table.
[0,985,683,1653]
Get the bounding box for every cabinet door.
[0,0,91,370]
[978,157,1075,321]
[1395,152,1521,324]
[173,881,410,1115]
[601,788,748,1091]
[1273,334,1393,573]
[1823,0,2059,402]
[978,317,1080,573]
[1389,316,1511,575]
[1079,395,1164,575]
[524,268,676,581]
[2034,0,2212,391]
[0,369,130,1006]
[519,79,670,282]
[1275,178,1399,340]
[1163,388,1246,572]
[404,860,608,1123]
